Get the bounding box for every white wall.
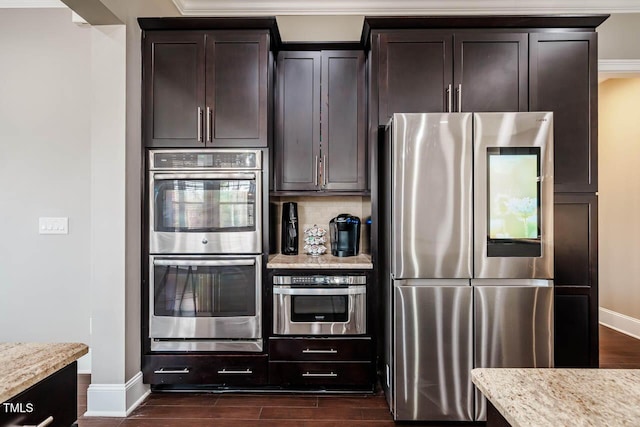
[598,78,640,337]
[0,8,91,345]
[598,14,640,59]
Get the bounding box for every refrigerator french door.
[383,112,554,422]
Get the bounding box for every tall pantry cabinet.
[365,15,608,368]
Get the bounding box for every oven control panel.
[150,150,261,170]
[273,275,366,286]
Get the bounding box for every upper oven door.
[149,171,262,254]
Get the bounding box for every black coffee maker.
[329,214,360,257]
[281,202,298,255]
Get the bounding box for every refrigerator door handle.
[446,84,452,112]
[457,84,462,112]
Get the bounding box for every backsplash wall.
[271,196,371,255]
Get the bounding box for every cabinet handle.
[154,368,190,374]
[447,84,452,112]
[217,368,253,375]
[323,155,327,187]
[314,156,319,186]
[302,348,338,354]
[197,107,203,142]
[206,106,211,142]
[457,84,462,112]
[302,371,337,378]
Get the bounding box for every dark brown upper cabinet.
[529,33,598,193]
[143,30,269,148]
[275,50,366,192]
[377,30,528,125]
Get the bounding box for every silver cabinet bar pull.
[302,348,337,354]
[302,371,338,378]
[197,107,203,142]
[322,155,327,187]
[447,84,452,112]
[206,106,211,142]
[314,155,319,186]
[457,83,462,112]
[218,368,253,374]
[154,368,190,374]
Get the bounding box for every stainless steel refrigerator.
[381,112,554,422]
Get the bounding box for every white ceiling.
[2,0,640,14]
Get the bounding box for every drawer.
[144,354,267,386]
[269,361,373,388]
[269,337,372,361]
[0,362,76,427]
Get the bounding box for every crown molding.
[599,59,640,73]
[171,0,640,16]
[0,0,65,7]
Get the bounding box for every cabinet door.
[143,32,205,148]
[454,32,528,112]
[206,31,268,147]
[378,31,453,125]
[321,51,367,191]
[554,193,599,367]
[275,51,321,191]
[530,33,598,192]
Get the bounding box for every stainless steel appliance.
[273,275,366,335]
[149,149,262,254]
[149,254,262,352]
[329,214,361,257]
[382,112,554,422]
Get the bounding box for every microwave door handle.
[152,172,257,181]
[154,259,256,267]
[272,286,366,296]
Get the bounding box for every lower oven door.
[150,255,261,351]
[273,286,366,335]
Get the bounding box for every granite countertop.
[267,253,373,269]
[471,368,640,427]
[0,342,89,402]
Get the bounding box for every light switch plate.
[39,217,69,234]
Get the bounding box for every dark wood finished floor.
[76,325,640,427]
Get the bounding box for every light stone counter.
[267,253,373,269]
[472,368,640,427]
[0,342,88,402]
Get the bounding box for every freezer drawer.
[473,281,554,420]
[393,280,473,421]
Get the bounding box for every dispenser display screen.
[487,148,540,241]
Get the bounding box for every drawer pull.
[302,371,338,378]
[218,368,253,375]
[154,368,190,374]
[302,348,338,354]
[23,416,54,427]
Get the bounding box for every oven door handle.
[152,172,257,181]
[154,259,256,267]
[272,285,366,296]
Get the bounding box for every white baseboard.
[599,307,640,340]
[84,371,150,417]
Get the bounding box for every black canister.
[281,202,298,255]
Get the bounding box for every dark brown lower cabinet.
[268,337,374,390]
[554,193,598,367]
[0,362,77,427]
[144,354,268,387]
[486,400,512,427]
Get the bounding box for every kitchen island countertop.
[267,253,373,269]
[471,368,640,427]
[0,342,88,402]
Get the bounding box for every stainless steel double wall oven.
[148,149,264,352]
